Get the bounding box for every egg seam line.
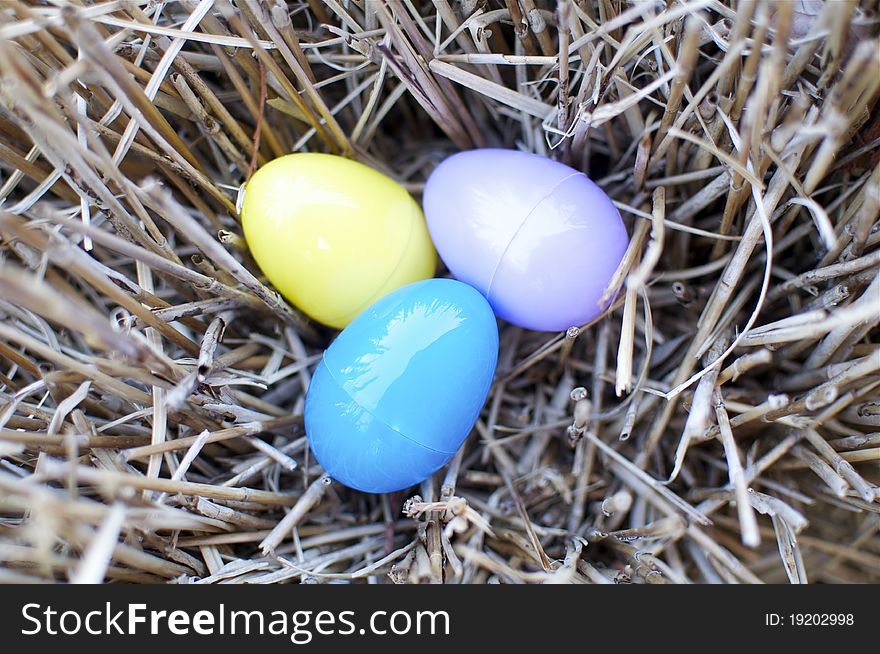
[483,171,585,306]
[321,202,420,327]
[319,356,459,456]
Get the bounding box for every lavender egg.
[423,149,629,332]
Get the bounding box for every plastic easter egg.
[305,278,498,493]
[423,149,629,332]
[241,153,436,329]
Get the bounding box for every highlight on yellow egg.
[240,153,437,329]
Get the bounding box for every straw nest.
[0,0,878,585]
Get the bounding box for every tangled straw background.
[0,0,878,584]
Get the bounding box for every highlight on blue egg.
[304,278,499,493]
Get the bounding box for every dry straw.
[0,0,878,584]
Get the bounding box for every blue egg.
[305,278,499,493]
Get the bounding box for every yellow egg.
[241,153,436,328]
